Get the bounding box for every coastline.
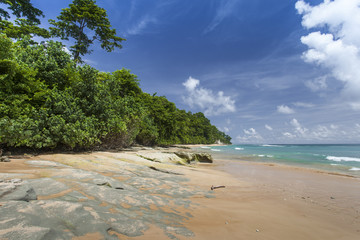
[1,146,360,239]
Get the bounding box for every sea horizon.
[195,144,360,178]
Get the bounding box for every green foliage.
[49,0,125,63]
[0,19,50,39]
[138,93,232,145]
[14,37,74,89]
[0,33,231,151]
[0,0,43,24]
[0,1,49,42]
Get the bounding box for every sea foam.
[326,156,360,162]
[211,149,221,152]
[235,147,244,150]
[349,167,360,171]
[261,144,283,147]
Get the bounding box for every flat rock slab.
[26,160,70,168]
[28,178,69,196]
[0,200,116,240]
[0,152,214,239]
[0,173,25,179]
[137,152,186,165]
[0,179,37,202]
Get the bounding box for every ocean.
[194,144,360,177]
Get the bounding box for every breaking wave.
[326,156,360,162]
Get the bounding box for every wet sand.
[182,159,360,240]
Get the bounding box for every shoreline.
[1,146,360,239]
[188,144,360,179]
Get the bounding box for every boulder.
[0,156,10,162]
[174,152,213,164]
[0,179,37,201]
[173,152,193,162]
[193,153,213,163]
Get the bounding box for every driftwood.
[211,185,225,190]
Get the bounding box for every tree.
[0,18,50,39]
[0,0,43,24]
[0,0,49,40]
[49,0,125,63]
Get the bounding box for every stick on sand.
[211,185,225,190]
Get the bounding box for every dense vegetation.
[0,0,231,151]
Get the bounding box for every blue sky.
[30,0,360,144]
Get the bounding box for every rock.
[137,152,186,165]
[0,179,37,201]
[10,178,22,184]
[174,152,213,164]
[174,152,193,162]
[193,153,213,163]
[29,178,69,196]
[149,166,183,175]
[0,156,10,162]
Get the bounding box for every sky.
[29,0,360,144]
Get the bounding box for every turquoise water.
[195,144,360,177]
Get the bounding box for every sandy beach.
[1,147,360,239]
[183,159,360,240]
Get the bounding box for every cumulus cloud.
[182,76,236,116]
[265,124,273,131]
[296,0,360,109]
[283,132,296,138]
[282,118,346,141]
[236,128,263,143]
[277,105,295,114]
[290,118,308,136]
[183,76,199,91]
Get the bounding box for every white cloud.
[296,0,360,109]
[204,0,239,33]
[277,105,295,114]
[236,128,263,143]
[283,132,296,138]
[127,15,157,35]
[62,46,71,55]
[293,102,315,108]
[304,76,328,92]
[265,124,273,131]
[290,118,308,136]
[244,128,256,135]
[183,76,199,91]
[282,118,346,141]
[182,76,236,116]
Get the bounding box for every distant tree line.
[0,0,231,151]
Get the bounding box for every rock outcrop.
[0,179,37,201]
[0,156,10,162]
[174,152,213,163]
[0,152,214,240]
